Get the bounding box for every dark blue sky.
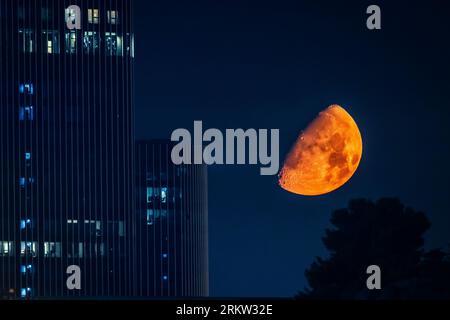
[134,0,450,296]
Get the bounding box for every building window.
[18,29,34,53]
[107,10,119,24]
[147,187,169,205]
[105,32,123,56]
[146,209,154,225]
[88,9,99,24]
[20,288,32,298]
[19,177,34,188]
[163,275,168,281]
[42,31,59,54]
[147,187,154,203]
[83,31,99,53]
[68,243,83,258]
[19,106,34,121]
[161,187,168,203]
[20,219,32,230]
[65,31,77,54]
[44,242,61,258]
[25,152,31,166]
[20,265,33,274]
[20,242,37,257]
[0,241,14,256]
[19,83,34,95]
[118,221,125,237]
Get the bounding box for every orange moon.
[278,104,362,196]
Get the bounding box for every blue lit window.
[20,265,32,274]
[163,275,168,281]
[19,177,26,188]
[25,152,31,160]
[105,32,123,56]
[20,219,32,230]
[162,253,168,259]
[19,83,34,94]
[146,187,154,203]
[20,287,31,298]
[146,209,154,225]
[19,106,34,121]
[83,31,99,53]
[161,187,168,203]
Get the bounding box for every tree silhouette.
[298,198,450,299]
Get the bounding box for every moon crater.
[278,104,363,196]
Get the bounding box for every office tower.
[0,0,134,298]
[135,140,209,297]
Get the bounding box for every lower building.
[135,140,209,297]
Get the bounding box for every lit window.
[0,241,14,256]
[25,153,31,167]
[20,219,32,230]
[19,177,26,188]
[19,83,34,95]
[118,221,125,237]
[146,209,154,225]
[65,31,77,54]
[161,187,167,203]
[88,9,99,24]
[163,275,168,281]
[162,253,168,259]
[20,288,31,298]
[18,29,34,53]
[147,187,154,203]
[43,30,59,54]
[44,242,61,258]
[20,265,33,274]
[67,219,78,224]
[20,242,37,257]
[96,221,102,236]
[105,32,123,56]
[19,106,34,121]
[83,31,99,53]
[107,10,118,24]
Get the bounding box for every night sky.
[134,0,450,297]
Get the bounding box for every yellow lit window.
[88,9,99,24]
[107,10,118,24]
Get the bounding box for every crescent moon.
[278,104,363,196]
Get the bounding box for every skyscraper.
[135,140,209,297]
[0,0,135,298]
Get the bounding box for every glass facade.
[135,141,209,297]
[0,0,134,299]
